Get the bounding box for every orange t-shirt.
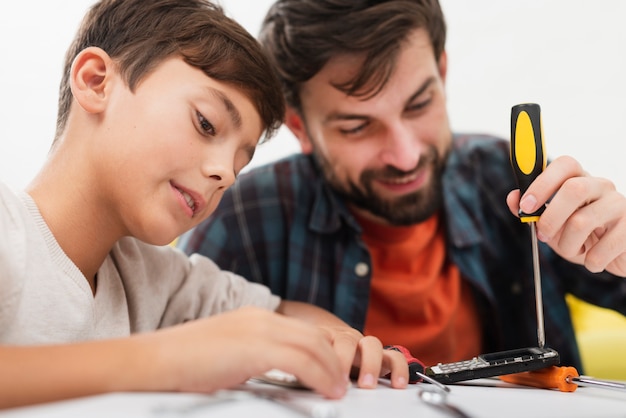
[357,212,483,367]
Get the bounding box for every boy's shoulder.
[0,181,32,256]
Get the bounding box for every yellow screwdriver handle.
[510,103,547,223]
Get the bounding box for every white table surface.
[2,378,626,418]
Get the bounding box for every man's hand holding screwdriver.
[506,154,626,277]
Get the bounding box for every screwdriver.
[499,365,626,393]
[384,345,450,392]
[510,103,547,348]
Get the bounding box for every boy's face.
[94,57,262,244]
[290,29,452,226]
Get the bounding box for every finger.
[381,348,409,389]
[246,314,349,398]
[551,203,604,260]
[506,189,521,217]
[328,330,360,377]
[537,175,604,242]
[591,221,626,276]
[581,201,626,272]
[519,156,583,215]
[268,342,348,399]
[544,175,617,246]
[352,336,384,389]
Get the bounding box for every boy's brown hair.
[259,0,446,112]
[56,0,284,143]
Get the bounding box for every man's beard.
[313,144,446,226]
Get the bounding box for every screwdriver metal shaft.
[572,376,626,392]
[529,222,545,348]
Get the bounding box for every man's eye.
[407,98,432,112]
[339,122,368,135]
[197,111,216,136]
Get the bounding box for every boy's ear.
[284,106,314,154]
[70,47,113,114]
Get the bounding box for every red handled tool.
[384,345,450,393]
[384,345,426,384]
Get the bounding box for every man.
[178,0,626,371]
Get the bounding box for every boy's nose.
[201,158,236,189]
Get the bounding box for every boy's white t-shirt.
[0,181,280,344]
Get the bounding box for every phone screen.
[481,347,552,364]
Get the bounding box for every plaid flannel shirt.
[179,133,626,371]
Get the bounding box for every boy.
[0,0,407,409]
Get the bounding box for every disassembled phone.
[425,346,560,384]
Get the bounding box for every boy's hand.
[506,155,626,277]
[318,325,409,389]
[146,307,351,399]
[276,300,408,389]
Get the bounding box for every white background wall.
[1,1,624,192]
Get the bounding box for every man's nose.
[379,124,422,171]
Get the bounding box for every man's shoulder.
[448,133,510,167]
[452,133,508,154]
[444,132,515,196]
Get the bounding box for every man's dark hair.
[259,0,446,111]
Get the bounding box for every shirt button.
[511,282,522,294]
[355,262,369,277]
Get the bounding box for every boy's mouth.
[178,188,196,213]
[170,181,201,216]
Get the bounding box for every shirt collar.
[306,156,362,235]
[442,134,484,248]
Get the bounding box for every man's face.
[291,29,452,226]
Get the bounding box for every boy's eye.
[196,111,216,136]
